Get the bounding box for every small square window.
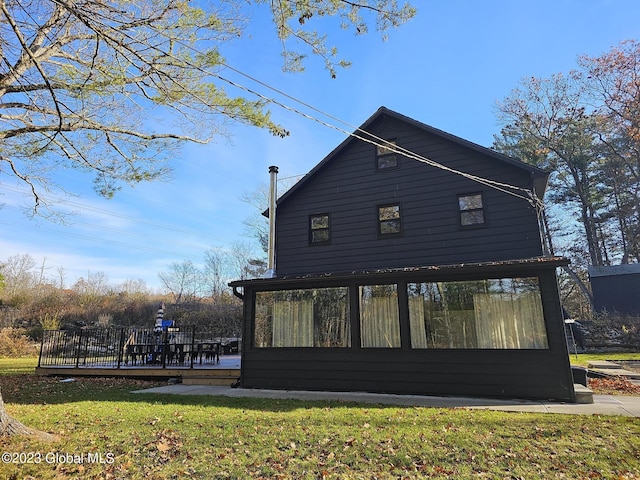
[310,214,330,244]
[376,140,398,170]
[458,193,485,226]
[378,204,402,236]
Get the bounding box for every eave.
[229,256,569,289]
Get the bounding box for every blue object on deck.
[154,319,175,332]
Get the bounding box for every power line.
[131,20,544,207]
[209,69,541,206]
[11,4,545,210]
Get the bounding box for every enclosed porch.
[231,257,576,402]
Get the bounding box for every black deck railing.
[38,326,240,369]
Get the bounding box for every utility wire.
[210,69,541,207]
[217,60,543,206]
[136,21,544,208]
[16,3,545,210]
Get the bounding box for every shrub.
[579,311,640,350]
[0,328,39,357]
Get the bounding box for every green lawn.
[568,352,640,367]
[0,357,39,375]
[6,352,640,370]
[0,356,639,479]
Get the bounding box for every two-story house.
[230,107,575,402]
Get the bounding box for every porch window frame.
[242,263,565,354]
[252,285,351,348]
[406,276,550,350]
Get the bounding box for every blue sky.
[1,0,638,291]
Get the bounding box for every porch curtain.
[360,296,401,348]
[272,299,314,347]
[473,292,548,349]
[408,297,429,348]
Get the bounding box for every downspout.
[232,285,244,300]
[265,165,278,278]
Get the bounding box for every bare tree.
[240,183,272,252]
[72,270,111,297]
[55,265,67,290]
[241,175,302,252]
[158,260,201,304]
[202,247,230,300]
[0,0,415,215]
[117,278,149,296]
[229,241,265,280]
[0,253,37,297]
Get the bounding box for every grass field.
[0,357,40,375]
[568,352,640,367]
[0,356,639,479]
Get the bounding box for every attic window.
[378,204,402,236]
[309,214,330,244]
[458,193,485,226]
[376,139,398,170]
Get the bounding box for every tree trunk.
[561,265,594,310]
[0,389,55,441]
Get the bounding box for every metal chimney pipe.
[265,165,278,278]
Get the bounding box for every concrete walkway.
[132,384,640,417]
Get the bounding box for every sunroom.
[231,257,575,402]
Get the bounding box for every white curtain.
[272,299,314,347]
[474,292,548,349]
[408,297,429,348]
[360,294,401,348]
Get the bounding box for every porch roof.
[229,256,569,291]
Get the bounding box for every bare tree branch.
[0,0,415,214]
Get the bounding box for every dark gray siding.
[590,265,640,315]
[238,266,574,401]
[275,115,544,276]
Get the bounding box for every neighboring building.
[589,264,640,316]
[230,107,575,402]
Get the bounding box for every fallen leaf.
[157,442,171,452]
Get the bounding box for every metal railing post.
[116,327,125,369]
[190,327,196,369]
[161,328,168,368]
[37,330,46,367]
[75,329,83,368]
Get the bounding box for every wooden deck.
[36,355,241,386]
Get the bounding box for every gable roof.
[275,106,549,209]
